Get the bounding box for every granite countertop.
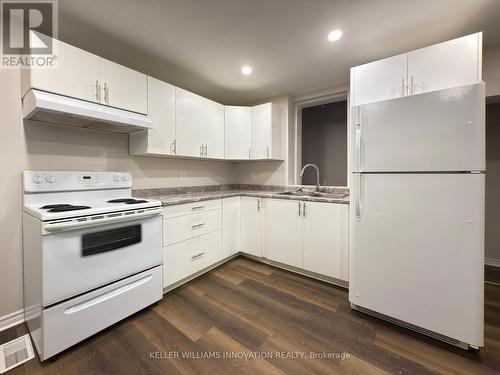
[134,184,350,206]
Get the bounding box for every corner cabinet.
[240,197,263,257]
[175,88,224,159]
[350,32,482,106]
[265,199,348,282]
[222,197,241,257]
[22,35,148,114]
[225,106,252,160]
[129,77,176,156]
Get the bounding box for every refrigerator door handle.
[355,109,361,172]
[355,173,362,221]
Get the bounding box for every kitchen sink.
[277,191,348,199]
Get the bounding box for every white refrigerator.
[349,82,485,349]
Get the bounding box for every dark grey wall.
[301,100,347,186]
[486,102,500,263]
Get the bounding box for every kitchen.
[1,0,500,374]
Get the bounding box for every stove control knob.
[32,174,43,184]
[113,175,120,182]
[121,175,128,182]
[46,174,56,184]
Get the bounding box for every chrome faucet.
[299,164,321,191]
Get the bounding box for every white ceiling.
[57,0,500,105]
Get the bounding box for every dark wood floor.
[2,256,500,374]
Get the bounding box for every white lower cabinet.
[265,199,302,267]
[163,230,222,287]
[222,197,241,258]
[162,199,223,288]
[302,201,348,281]
[264,199,349,282]
[240,197,263,257]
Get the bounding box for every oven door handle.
[43,208,162,233]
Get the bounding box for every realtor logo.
[1,0,58,68]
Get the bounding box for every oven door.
[42,215,162,306]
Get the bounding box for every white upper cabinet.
[407,33,482,96]
[100,59,148,114]
[240,197,263,257]
[351,32,482,106]
[129,77,176,156]
[265,199,303,268]
[350,53,408,107]
[175,88,224,159]
[22,35,148,114]
[22,37,100,103]
[302,201,348,281]
[225,106,251,159]
[251,103,283,160]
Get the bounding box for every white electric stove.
[22,171,163,360]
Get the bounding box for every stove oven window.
[81,225,142,256]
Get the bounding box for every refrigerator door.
[351,82,485,172]
[349,173,484,347]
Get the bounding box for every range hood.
[22,89,153,133]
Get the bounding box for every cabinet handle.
[402,78,405,96]
[103,82,109,104]
[410,75,414,95]
[298,202,302,216]
[191,223,206,229]
[191,205,205,210]
[95,80,101,102]
[171,139,176,154]
[200,144,203,157]
[266,146,270,158]
[204,144,208,157]
[303,202,306,217]
[192,252,205,260]
[257,199,261,211]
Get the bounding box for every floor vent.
[0,334,34,373]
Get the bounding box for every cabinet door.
[133,77,175,155]
[408,33,481,96]
[251,103,272,159]
[176,88,217,158]
[100,58,148,114]
[203,100,225,159]
[302,202,348,281]
[265,199,303,268]
[240,197,263,257]
[29,37,100,102]
[351,53,407,106]
[223,197,241,257]
[225,106,251,159]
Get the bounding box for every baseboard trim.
[0,309,24,332]
[485,258,500,268]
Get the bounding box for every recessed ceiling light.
[328,29,343,42]
[241,66,252,75]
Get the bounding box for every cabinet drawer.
[163,199,222,219]
[42,266,162,360]
[163,208,221,246]
[163,230,222,287]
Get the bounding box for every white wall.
[0,69,235,317]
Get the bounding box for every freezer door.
[351,83,485,172]
[349,173,484,347]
